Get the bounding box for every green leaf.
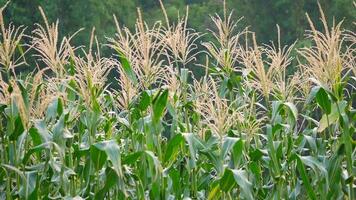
[249,161,261,184]
[16,80,29,110]
[232,139,244,167]
[318,101,347,132]
[249,148,263,162]
[299,156,328,178]
[122,152,143,165]
[164,133,183,165]
[46,98,61,120]
[90,144,107,171]
[316,88,331,114]
[208,181,221,200]
[138,91,150,111]
[118,52,138,85]
[221,137,239,159]
[182,132,205,168]
[231,169,253,200]
[306,86,320,104]
[9,115,24,141]
[267,124,280,176]
[220,168,237,192]
[23,142,51,164]
[1,164,37,199]
[33,120,52,143]
[144,150,163,181]
[327,145,344,198]
[284,102,298,123]
[95,167,120,200]
[271,101,283,123]
[19,171,37,200]
[339,113,353,182]
[168,168,181,196]
[91,140,122,177]
[152,89,169,124]
[52,115,66,148]
[295,156,317,200]
[180,68,189,84]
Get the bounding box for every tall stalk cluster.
[0,1,355,199]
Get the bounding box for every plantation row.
[0,1,355,199]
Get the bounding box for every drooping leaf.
[1,165,37,199]
[221,137,239,159]
[231,169,254,200]
[284,102,298,123]
[144,150,163,181]
[91,140,122,177]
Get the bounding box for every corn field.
[0,1,355,199]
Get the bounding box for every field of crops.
[0,1,355,199]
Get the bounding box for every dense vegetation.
[3,0,355,46]
[0,0,355,199]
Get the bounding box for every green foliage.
[0,0,355,199]
[2,0,355,46]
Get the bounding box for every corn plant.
[0,1,355,200]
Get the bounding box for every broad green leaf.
[267,124,280,176]
[232,139,244,167]
[339,113,353,181]
[16,80,29,109]
[180,68,189,84]
[306,86,320,104]
[168,168,181,196]
[249,161,261,184]
[95,167,120,200]
[91,140,122,177]
[90,144,107,171]
[299,156,328,179]
[46,98,62,120]
[152,89,169,124]
[231,169,253,200]
[221,137,239,159]
[138,91,150,111]
[316,87,331,114]
[284,102,298,123]
[318,101,347,132]
[122,152,143,165]
[1,164,37,199]
[19,171,37,200]
[164,133,183,165]
[33,120,52,143]
[182,132,205,168]
[220,168,236,192]
[22,142,51,164]
[52,115,66,148]
[144,150,163,181]
[295,156,317,200]
[9,115,24,140]
[327,145,344,198]
[249,148,263,161]
[271,101,282,123]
